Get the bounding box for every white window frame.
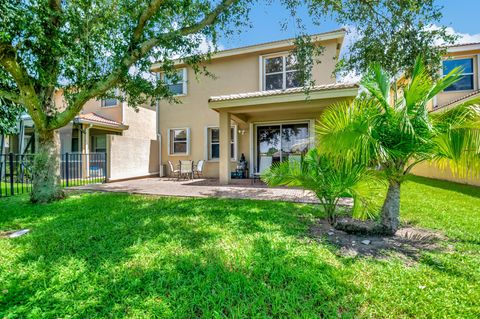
[160,68,188,96]
[101,89,121,108]
[442,57,476,93]
[167,127,190,156]
[204,125,237,161]
[262,52,300,91]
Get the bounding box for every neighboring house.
[413,42,480,186]
[152,29,359,183]
[4,90,159,181]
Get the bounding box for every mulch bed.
[309,218,452,262]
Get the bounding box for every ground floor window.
[168,128,190,155]
[91,135,107,153]
[256,122,309,173]
[207,127,236,160]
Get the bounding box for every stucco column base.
[219,111,231,185]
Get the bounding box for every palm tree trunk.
[30,129,64,203]
[379,180,401,235]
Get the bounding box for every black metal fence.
[0,152,107,198]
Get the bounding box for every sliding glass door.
[256,122,309,173]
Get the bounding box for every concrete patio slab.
[73,177,353,206]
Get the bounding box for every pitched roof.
[74,113,128,130]
[433,90,480,112]
[151,29,346,70]
[209,82,359,102]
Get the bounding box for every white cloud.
[427,25,480,46]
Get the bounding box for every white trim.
[204,125,237,161]
[477,54,480,91]
[167,127,190,156]
[258,55,263,91]
[262,52,300,91]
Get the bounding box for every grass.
[0,176,479,318]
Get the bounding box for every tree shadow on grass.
[1,193,361,317]
[408,175,480,199]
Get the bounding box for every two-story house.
[413,42,480,186]
[152,28,358,184]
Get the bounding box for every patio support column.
[219,111,231,185]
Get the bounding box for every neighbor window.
[168,128,190,155]
[101,89,120,107]
[207,127,236,160]
[443,58,474,91]
[161,68,187,95]
[263,54,301,91]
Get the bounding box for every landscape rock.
[361,240,371,245]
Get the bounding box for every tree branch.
[0,42,45,129]
[0,88,23,104]
[53,0,238,129]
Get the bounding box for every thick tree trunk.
[379,180,401,235]
[31,129,64,203]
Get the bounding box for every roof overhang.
[447,43,480,53]
[151,29,346,72]
[208,85,358,110]
[73,118,128,131]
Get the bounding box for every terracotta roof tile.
[75,112,126,128]
[209,83,359,102]
[434,90,480,111]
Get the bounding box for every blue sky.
[219,0,480,49]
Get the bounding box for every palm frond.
[361,63,391,113]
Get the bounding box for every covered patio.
[208,83,359,184]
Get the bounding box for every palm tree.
[262,148,380,225]
[317,56,480,234]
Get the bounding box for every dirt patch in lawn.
[309,218,452,262]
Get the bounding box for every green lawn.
[0,176,479,318]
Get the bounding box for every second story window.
[162,68,187,96]
[101,89,120,107]
[443,58,474,92]
[263,54,301,91]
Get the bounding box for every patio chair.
[168,160,180,180]
[195,160,205,178]
[179,160,194,180]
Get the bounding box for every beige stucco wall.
[157,39,342,178]
[107,135,159,181]
[122,104,157,140]
[412,162,480,187]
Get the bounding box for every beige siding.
[107,135,159,181]
[158,40,341,178]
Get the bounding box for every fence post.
[104,152,107,183]
[65,152,69,187]
[9,153,14,195]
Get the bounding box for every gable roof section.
[151,28,346,71]
[74,113,128,130]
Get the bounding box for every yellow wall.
[412,162,480,187]
[157,39,343,177]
